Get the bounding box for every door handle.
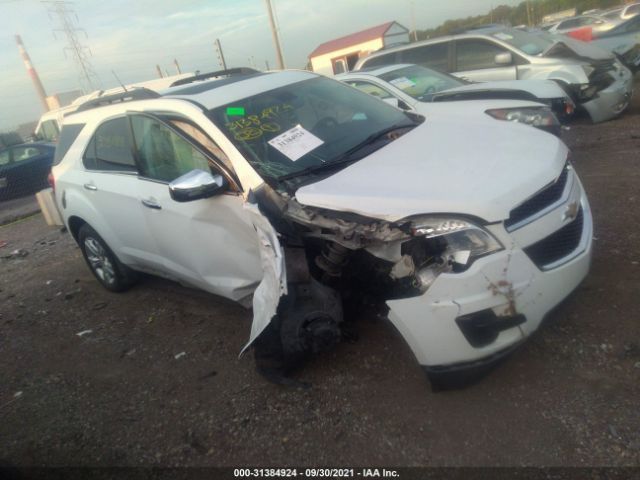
[141,198,162,210]
[83,183,97,191]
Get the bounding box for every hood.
[544,37,615,61]
[294,119,567,224]
[437,79,568,101]
[592,36,637,55]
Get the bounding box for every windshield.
[378,65,464,101]
[209,76,416,183]
[491,28,554,56]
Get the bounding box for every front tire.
[78,224,137,292]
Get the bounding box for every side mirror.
[169,169,227,202]
[494,52,513,65]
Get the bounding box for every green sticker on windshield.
[226,107,245,116]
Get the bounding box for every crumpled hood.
[544,37,614,61]
[295,119,568,223]
[438,79,567,100]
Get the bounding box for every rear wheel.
[78,224,137,292]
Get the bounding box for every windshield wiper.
[278,123,415,182]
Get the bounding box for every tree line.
[415,0,627,40]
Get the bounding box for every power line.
[42,0,100,93]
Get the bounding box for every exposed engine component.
[254,245,343,386]
[315,241,350,277]
[280,279,343,356]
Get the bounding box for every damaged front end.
[245,185,506,386]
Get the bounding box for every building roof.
[309,21,402,58]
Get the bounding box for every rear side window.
[53,123,85,166]
[455,40,508,71]
[362,51,400,69]
[558,18,581,29]
[84,118,137,172]
[401,42,449,71]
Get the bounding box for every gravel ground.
[1,87,639,468]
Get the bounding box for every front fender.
[240,198,287,355]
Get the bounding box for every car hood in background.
[433,79,568,102]
[295,119,567,224]
[544,37,615,61]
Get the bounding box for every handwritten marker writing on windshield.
[227,107,245,116]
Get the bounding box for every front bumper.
[582,64,634,123]
[386,169,593,375]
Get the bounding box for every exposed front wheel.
[78,224,137,292]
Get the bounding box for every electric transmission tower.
[42,0,100,92]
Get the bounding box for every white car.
[547,15,621,36]
[355,26,634,123]
[602,3,640,21]
[51,69,593,389]
[34,73,195,143]
[337,64,571,136]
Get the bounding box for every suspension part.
[315,241,350,277]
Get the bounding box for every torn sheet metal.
[240,198,287,355]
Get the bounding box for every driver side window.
[131,116,211,183]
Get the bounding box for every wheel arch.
[67,215,87,243]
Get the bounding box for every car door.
[0,149,10,194]
[129,112,263,302]
[9,145,51,191]
[453,39,518,81]
[81,117,159,270]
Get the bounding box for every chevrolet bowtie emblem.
[563,201,579,222]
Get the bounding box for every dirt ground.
[1,86,639,469]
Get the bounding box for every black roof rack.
[75,88,161,113]
[169,67,260,87]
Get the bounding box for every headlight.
[485,107,560,132]
[411,217,503,266]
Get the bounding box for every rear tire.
[78,224,137,292]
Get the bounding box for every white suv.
[51,68,593,389]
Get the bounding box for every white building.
[309,21,409,76]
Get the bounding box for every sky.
[0,0,524,130]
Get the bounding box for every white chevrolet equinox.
[51,68,593,389]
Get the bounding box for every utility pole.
[264,0,285,69]
[526,0,532,26]
[214,38,227,70]
[42,1,99,93]
[15,34,49,112]
[156,65,164,78]
[410,0,418,42]
[173,59,181,74]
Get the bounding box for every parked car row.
[338,64,568,136]
[353,26,634,123]
[48,66,594,390]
